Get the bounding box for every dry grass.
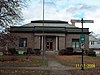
[0,69,50,75]
[55,55,100,67]
[0,55,47,67]
[68,69,100,75]
[0,69,100,75]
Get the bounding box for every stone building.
[9,20,90,52]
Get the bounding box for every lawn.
[0,69,50,75]
[55,55,100,68]
[0,55,100,75]
[0,69,100,75]
[68,69,100,75]
[0,55,47,67]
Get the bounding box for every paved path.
[0,66,76,70]
[45,51,69,68]
[45,51,75,75]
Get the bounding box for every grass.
[0,55,48,67]
[0,69,50,75]
[0,69,100,75]
[68,69,100,75]
[0,55,100,75]
[55,55,100,67]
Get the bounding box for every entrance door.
[46,41,53,50]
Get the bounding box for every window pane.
[72,42,75,48]
[19,38,27,47]
[76,42,79,48]
[72,39,80,48]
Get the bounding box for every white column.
[56,36,58,51]
[41,36,43,51]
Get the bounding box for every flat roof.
[31,20,68,24]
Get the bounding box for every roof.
[89,35,99,42]
[10,30,90,34]
[21,20,78,28]
[10,20,89,34]
[31,20,68,23]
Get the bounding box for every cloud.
[22,0,100,20]
[21,0,100,36]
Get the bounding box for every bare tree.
[0,31,17,52]
[0,0,28,53]
[0,0,27,28]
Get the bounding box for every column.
[56,36,58,51]
[41,36,43,51]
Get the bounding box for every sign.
[80,35,85,43]
[82,20,94,23]
[71,19,94,23]
[81,43,85,49]
[18,51,24,55]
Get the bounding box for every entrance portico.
[41,35,59,51]
[37,33,65,51]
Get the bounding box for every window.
[72,39,80,48]
[19,38,27,47]
[90,41,94,45]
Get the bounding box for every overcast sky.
[22,0,100,35]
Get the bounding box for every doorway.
[46,41,53,50]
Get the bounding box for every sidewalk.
[45,51,76,75]
[0,66,76,70]
[45,51,75,69]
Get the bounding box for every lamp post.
[81,18,84,70]
[71,18,94,70]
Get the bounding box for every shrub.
[66,47,73,55]
[85,50,88,55]
[27,48,33,54]
[87,50,96,57]
[8,48,16,55]
[73,52,82,55]
[58,49,67,55]
[59,47,73,55]
[34,49,41,55]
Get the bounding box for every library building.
[9,20,90,52]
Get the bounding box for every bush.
[87,50,96,57]
[85,50,88,55]
[27,48,33,54]
[73,52,82,55]
[59,47,73,55]
[58,49,67,55]
[8,48,16,55]
[66,47,73,55]
[34,49,41,55]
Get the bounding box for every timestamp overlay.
[76,64,96,69]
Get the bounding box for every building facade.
[89,35,100,55]
[9,20,90,52]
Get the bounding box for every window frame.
[72,39,80,48]
[19,38,27,47]
[90,41,94,45]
